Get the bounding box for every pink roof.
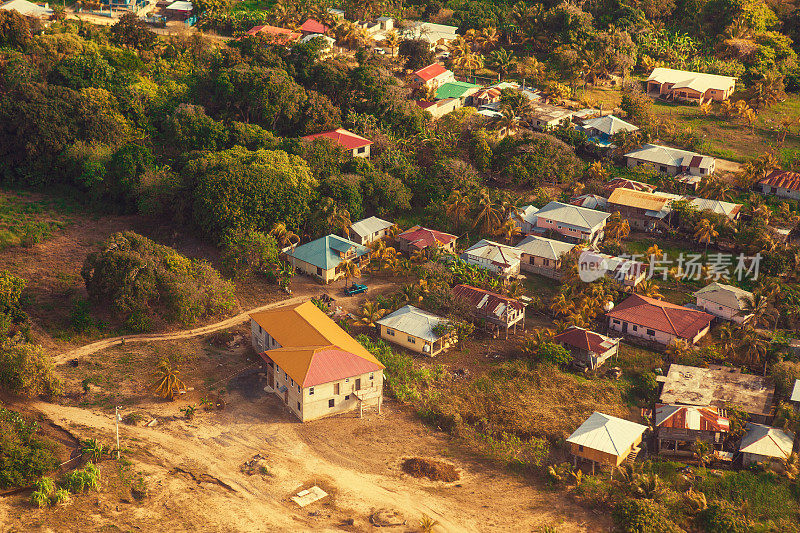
[607,294,713,339]
[302,128,373,150]
[413,63,448,82]
[554,326,616,354]
[397,225,457,250]
[302,347,383,387]
[760,169,800,192]
[244,25,301,42]
[299,18,328,34]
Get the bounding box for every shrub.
[0,407,59,488]
[81,232,236,326]
[613,498,683,533]
[535,343,572,366]
[698,502,753,533]
[60,462,100,493]
[0,336,62,398]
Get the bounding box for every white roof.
[350,216,394,238]
[402,21,458,43]
[166,0,192,9]
[376,305,449,342]
[625,144,714,169]
[567,412,647,456]
[582,115,638,136]
[301,34,335,45]
[462,239,521,267]
[535,201,611,231]
[740,423,794,459]
[694,282,753,311]
[0,0,51,15]
[515,235,576,261]
[571,194,608,210]
[512,204,539,225]
[689,198,741,219]
[792,380,800,403]
[648,67,736,94]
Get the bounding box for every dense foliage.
[0,406,59,488]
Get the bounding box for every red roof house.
[396,225,457,253]
[411,63,454,88]
[759,169,800,200]
[299,18,328,35]
[606,294,713,346]
[649,404,730,456]
[553,326,620,369]
[302,128,373,157]
[244,25,301,43]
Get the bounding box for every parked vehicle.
[345,283,368,296]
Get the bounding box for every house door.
[266,367,274,389]
[355,378,361,391]
[283,389,288,404]
[622,322,628,333]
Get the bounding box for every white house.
[410,63,455,89]
[647,68,736,103]
[510,204,540,233]
[740,423,794,467]
[461,240,522,277]
[349,216,394,245]
[567,412,648,471]
[302,128,374,158]
[694,282,753,324]
[514,235,575,279]
[402,21,458,48]
[625,144,715,177]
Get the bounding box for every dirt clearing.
[401,457,460,482]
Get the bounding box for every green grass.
[616,343,663,374]
[696,470,800,525]
[0,194,71,251]
[231,0,276,12]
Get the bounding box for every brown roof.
[760,169,800,192]
[452,284,523,317]
[606,294,713,338]
[554,326,617,353]
[397,225,457,250]
[607,188,671,212]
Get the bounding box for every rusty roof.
[760,169,800,192]
[554,326,618,354]
[607,188,672,212]
[452,284,523,318]
[654,404,729,432]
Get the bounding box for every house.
[567,412,647,472]
[603,177,656,195]
[417,98,461,119]
[286,235,370,284]
[607,294,714,346]
[529,103,574,130]
[460,240,522,277]
[570,194,608,211]
[607,188,675,232]
[165,0,192,20]
[648,404,729,456]
[658,364,776,422]
[579,115,638,147]
[376,305,454,356]
[402,21,458,48]
[514,235,576,279]
[349,216,394,246]
[625,144,715,177]
[688,198,742,221]
[244,25,301,43]
[510,204,539,233]
[529,201,611,244]
[0,0,52,17]
[553,326,620,369]
[646,67,736,103]
[299,18,328,36]
[250,301,384,421]
[301,128,373,158]
[435,81,482,106]
[452,284,525,338]
[473,87,502,107]
[410,63,455,90]
[396,226,457,255]
[578,250,648,288]
[739,423,794,467]
[694,282,754,324]
[758,169,800,200]
[300,33,336,55]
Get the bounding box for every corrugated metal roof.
[554,326,617,353]
[654,404,729,431]
[435,81,481,99]
[625,143,713,168]
[350,216,393,238]
[581,115,638,136]
[462,240,522,268]
[567,412,647,456]
[302,128,373,150]
[397,226,457,250]
[694,282,753,312]
[647,68,736,93]
[287,235,369,270]
[740,423,793,459]
[535,201,611,231]
[413,63,449,82]
[608,188,672,212]
[452,284,523,318]
[606,294,713,338]
[376,305,449,342]
[760,169,800,192]
[792,380,800,403]
[689,198,742,219]
[515,235,575,261]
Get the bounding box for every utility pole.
[115,406,121,459]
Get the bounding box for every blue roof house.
[286,235,371,283]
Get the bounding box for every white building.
[460,239,522,277]
[740,423,794,467]
[694,282,753,324]
[625,144,715,177]
[349,216,394,245]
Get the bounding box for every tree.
[487,48,516,80]
[353,301,387,327]
[221,229,280,277]
[340,259,360,288]
[445,189,472,231]
[398,39,434,71]
[694,219,719,254]
[153,356,186,400]
[187,147,317,238]
[748,72,785,110]
[383,30,400,57]
[472,190,502,234]
[0,10,31,49]
[495,219,521,244]
[110,13,157,50]
[604,212,630,244]
[692,440,714,468]
[536,342,572,366]
[0,336,62,398]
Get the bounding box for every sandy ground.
[0,382,609,532]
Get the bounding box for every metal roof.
[581,115,638,136]
[287,235,369,270]
[376,305,449,342]
[689,198,742,219]
[515,235,575,261]
[760,169,800,192]
[462,240,521,268]
[606,294,713,338]
[350,216,393,238]
[792,380,800,403]
[608,188,672,212]
[567,412,647,456]
[435,81,482,99]
[694,282,753,312]
[535,201,611,231]
[654,404,729,431]
[554,326,618,354]
[413,63,449,82]
[740,423,793,459]
[647,68,736,94]
[625,144,713,168]
[397,226,457,250]
[302,128,373,150]
[0,0,52,15]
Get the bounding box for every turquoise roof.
[435,81,481,100]
[289,235,370,270]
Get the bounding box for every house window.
[309,387,315,395]
[316,267,323,276]
[612,319,621,325]
[408,336,416,344]
[370,373,374,380]
[357,146,366,154]
[345,395,350,400]
[334,383,340,395]
[386,329,395,336]
[329,399,335,408]
[660,166,667,172]
[543,259,550,266]
[647,329,655,336]
[578,445,584,451]
[632,325,638,332]
[345,378,349,383]
[297,385,301,393]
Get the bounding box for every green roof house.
[286,235,371,284]
[435,81,482,105]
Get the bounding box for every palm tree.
[635,280,664,299]
[472,190,502,234]
[353,301,387,327]
[585,161,606,182]
[383,30,400,57]
[549,293,573,318]
[646,244,663,261]
[522,328,554,355]
[495,219,522,244]
[487,48,516,80]
[748,72,785,110]
[339,259,360,288]
[604,212,630,244]
[481,26,500,51]
[737,290,776,330]
[693,219,719,255]
[419,514,440,533]
[270,222,300,250]
[692,440,714,469]
[445,189,472,230]
[665,338,691,363]
[717,322,736,355]
[153,357,186,400]
[737,326,771,374]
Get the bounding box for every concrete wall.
[570,432,642,467]
[696,297,748,324]
[626,157,680,176]
[608,317,709,345]
[462,252,520,276]
[761,184,800,200]
[351,227,389,245]
[379,324,451,355]
[520,254,562,278]
[534,217,600,242]
[351,145,371,158]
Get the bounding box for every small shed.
[567,412,647,472]
[165,0,192,20]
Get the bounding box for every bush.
[60,462,100,493]
[535,342,572,366]
[698,502,753,533]
[0,407,59,488]
[613,498,684,533]
[0,336,62,398]
[81,232,236,326]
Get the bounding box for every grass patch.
[231,0,277,12]
[696,469,800,524]
[0,195,69,251]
